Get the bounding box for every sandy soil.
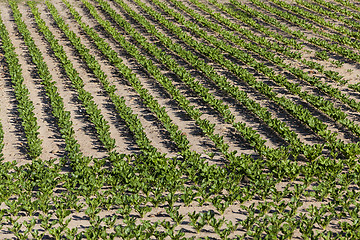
[0,0,360,239]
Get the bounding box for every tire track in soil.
[21,4,106,159]
[50,0,181,158]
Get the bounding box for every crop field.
[2,0,360,238]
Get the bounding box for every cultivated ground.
[0,0,360,239]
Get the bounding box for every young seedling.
[211,195,230,215]
[209,216,225,234]
[8,221,23,239]
[165,206,184,226]
[330,60,344,68]
[180,186,197,207]
[134,205,152,218]
[23,218,36,234]
[49,225,66,240]
[204,150,216,160]
[65,227,78,240]
[104,215,117,228]
[188,211,206,232]
[315,50,329,61]
[31,229,46,239]
[165,192,179,208]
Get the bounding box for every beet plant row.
[1,0,360,239]
[133,0,356,160]
[59,0,224,190]
[0,7,42,159]
[216,0,360,112]
[84,0,250,165]
[97,0,295,162]
[28,1,117,154]
[271,0,360,43]
[57,0,268,234]
[164,0,360,155]
[296,0,360,33]
[8,0,81,164]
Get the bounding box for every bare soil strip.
[1,0,360,239]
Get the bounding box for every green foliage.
[0,1,42,159]
[315,51,330,61]
[1,0,360,239]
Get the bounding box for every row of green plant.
[84,0,360,235]
[22,8,133,230]
[42,0,169,161]
[115,0,356,182]
[133,0,315,155]
[168,0,360,156]
[30,1,198,224]
[194,0,303,54]
[85,0,360,234]
[243,0,360,63]
[64,0,267,225]
[314,0,360,21]
[134,0,360,159]
[21,6,142,237]
[94,0,305,168]
[5,6,92,237]
[60,0,225,182]
[2,0,360,238]
[83,0,256,167]
[0,7,42,159]
[271,0,360,43]
[296,0,360,33]
[228,0,349,71]
[4,5,92,238]
[224,0,359,101]
[203,0,346,85]
[28,1,117,154]
[71,3,307,237]
[164,0,360,143]
[8,0,82,165]
[207,0,348,86]
[334,0,360,17]
[201,0,347,90]
[228,0,360,107]
[327,0,360,94]
[56,0,268,224]
[242,0,360,96]
[55,0,229,200]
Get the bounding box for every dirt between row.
[0,0,360,238]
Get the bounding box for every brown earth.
[0,0,360,239]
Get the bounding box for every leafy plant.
[315,51,330,61]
